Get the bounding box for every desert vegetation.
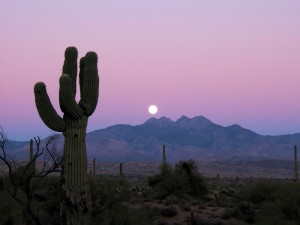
[1,126,300,224]
[1,143,300,225]
[148,160,207,200]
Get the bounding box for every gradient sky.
[1,1,300,141]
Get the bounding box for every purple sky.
[1,1,300,141]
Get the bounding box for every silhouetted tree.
[0,126,62,225]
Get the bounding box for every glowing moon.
[148,105,158,115]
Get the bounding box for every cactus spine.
[295,145,298,182]
[34,47,99,225]
[162,144,166,164]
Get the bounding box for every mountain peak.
[191,116,213,124]
[144,115,214,129]
[144,116,173,127]
[226,124,258,135]
[176,115,191,121]
[176,115,213,128]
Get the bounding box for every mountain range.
[4,116,300,162]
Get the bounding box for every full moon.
[148,105,158,115]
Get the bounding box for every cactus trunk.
[61,116,91,224]
[63,116,91,213]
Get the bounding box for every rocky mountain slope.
[4,116,300,162]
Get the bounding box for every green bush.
[0,175,61,225]
[174,160,207,198]
[238,179,284,204]
[90,204,157,225]
[148,160,207,200]
[0,190,22,225]
[90,175,133,213]
[90,176,156,225]
[37,176,61,224]
[236,179,300,225]
[148,163,174,199]
[1,173,156,225]
[160,206,177,217]
[222,201,255,223]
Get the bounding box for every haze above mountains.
[5,116,300,162]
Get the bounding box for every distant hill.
[4,116,300,162]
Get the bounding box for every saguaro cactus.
[119,163,124,189]
[295,145,298,182]
[93,157,96,177]
[119,162,123,177]
[34,47,99,225]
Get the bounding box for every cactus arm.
[34,82,66,132]
[59,74,83,119]
[79,52,99,116]
[62,47,78,97]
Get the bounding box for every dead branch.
[0,127,63,225]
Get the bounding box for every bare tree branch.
[0,127,63,225]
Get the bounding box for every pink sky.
[1,1,300,140]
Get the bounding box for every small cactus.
[119,163,123,176]
[119,163,124,190]
[295,145,298,182]
[162,144,167,164]
[190,210,195,225]
[93,158,96,177]
[216,173,220,192]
